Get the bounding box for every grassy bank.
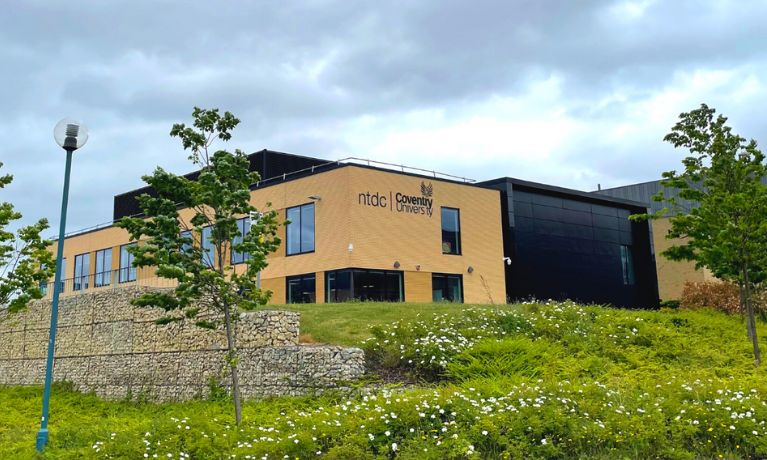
[282,301,513,346]
[3,301,767,459]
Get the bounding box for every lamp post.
[36,118,89,452]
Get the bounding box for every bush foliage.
[3,301,767,459]
[681,280,767,315]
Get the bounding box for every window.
[201,226,215,267]
[326,270,352,302]
[326,269,403,302]
[119,244,136,283]
[59,258,66,292]
[621,245,635,285]
[287,274,316,304]
[94,248,112,287]
[441,207,461,255]
[231,218,251,264]
[432,274,463,302]
[180,230,193,254]
[73,253,90,291]
[286,203,315,256]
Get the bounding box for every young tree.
[636,104,767,366]
[118,108,282,423]
[0,162,55,313]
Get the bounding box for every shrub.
[660,299,680,310]
[680,281,740,314]
[680,281,767,315]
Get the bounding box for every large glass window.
[231,218,251,264]
[201,226,215,267]
[326,269,403,302]
[432,274,463,302]
[94,248,112,287]
[119,243,136,283]
[73,253,90,291]
[441,207,461,255]
[621,245,635,285]
[326,270,352,302]
[287,273,316,304]
[286,203,315,256]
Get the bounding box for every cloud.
[1,0,767,233]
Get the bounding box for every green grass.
[4,301,767,459]
[281,301,508,346]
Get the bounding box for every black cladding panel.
[479,178,659,308]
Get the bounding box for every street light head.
[54,118,88,151]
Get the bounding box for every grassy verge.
[281,301,512,346]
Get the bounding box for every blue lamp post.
[36,118,89,452]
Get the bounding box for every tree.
[0,162,54,313]
[118,108,282,423]
[635,104,767,366]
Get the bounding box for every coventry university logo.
[358,181,435,217]
[420,181,434,198]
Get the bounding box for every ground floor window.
[287,273,316,304]
[432,273,463,302]
[326,269,403,302]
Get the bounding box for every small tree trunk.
[739,282,752,339]
[744,266,762,367]
[223,300,243,424]
[218,241,243,424]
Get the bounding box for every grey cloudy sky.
[2,0,767,233]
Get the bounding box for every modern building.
[593,178,767,301]
[46,150,659,307]
[481,178,659,308]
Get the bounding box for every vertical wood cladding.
[53,165,506,305]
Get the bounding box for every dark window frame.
[286,273,317,304]
[94,247,113,287]
[119,243,137,283]
[200,225,216,267]
[286,203,316,256]
[73,252,90,291]
[432,273,464,303]
[231,218,251,265]
[325,268,404,303]
[441,207,462,256]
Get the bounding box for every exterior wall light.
[348,243,353,253]
[38,118,89,452]
[416,264,421,271]
[467,266,474,273]
[393,261,401,268]
[308,195,322,201]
